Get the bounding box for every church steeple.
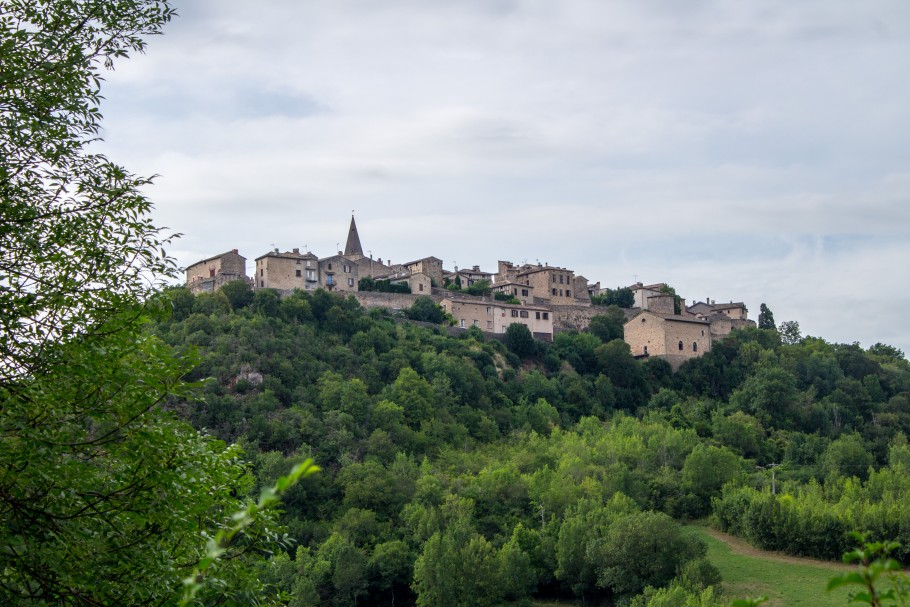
[344,214,364,258]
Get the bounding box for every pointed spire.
[344,214,364,258]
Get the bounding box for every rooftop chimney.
[293,248,299,254]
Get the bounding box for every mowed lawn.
[688,525,855,607]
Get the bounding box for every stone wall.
[351,291,427,311]
[550,304,636,332]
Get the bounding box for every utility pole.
[757,463,780,494]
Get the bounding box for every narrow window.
[260,269,264,276]
[644,345,648,354]
[678,341,683,351]
[348,278,354,287]
[552,288,557,295]
[419,284,424,292]
[487,320,493,329]
[543,312,549,320]
[328,263,332,270]
[296,269,301,277]
[536,312,541,320]
[209,268,215,277]
[511,310,519,317]
[486,306,492,314]
[520,311,529,318]
[567,290,572,298]
[693,342,698,352]
[460,319,466,328]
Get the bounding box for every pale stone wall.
[409,272,432,295]
[186,249,247,293]
[319,255,360,293]
[647,294,676,315]
[624,311,711,368]
[255,250,318,291]
[405,257,443,286]
[519,267,576,305]
[551,304,637,332]
[441,297,553,338]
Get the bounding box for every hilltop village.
[186,216,756,369]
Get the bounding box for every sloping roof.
[344,215,364,257]
[187,249,243,267]
[625,310,709,326]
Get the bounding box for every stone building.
[687,300,755,341]
[516,264,578,305]
[623,309,711,370]
[254,248,319,291]
[440,297,554,340]
[403,256,444,287]
[492,281,535,304]
[454,265,494,287]
[318,254,360,293]
[630,282,670,310]
[185,249,248,294]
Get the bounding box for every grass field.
[688,525,855,607]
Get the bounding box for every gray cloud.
[95,0,910,354]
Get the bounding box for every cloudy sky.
[97,0,910,354]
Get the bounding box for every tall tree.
[758,303,776,330]
[0,3,289,603]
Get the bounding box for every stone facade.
[631,282,668,310]
[624,310,712,370]
[319,254,360,293]
[492,281,535,304]
[516,265,578,305]
[440,297,554,340]
[455,265,493,287]
[254,248,319,291]
[404,257,444,287]
[185,249,248,294]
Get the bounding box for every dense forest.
[150,284,910,606]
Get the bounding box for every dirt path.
[695,525,853,572]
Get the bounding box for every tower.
[344,214,364,259]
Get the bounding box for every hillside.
[153,284,910,606]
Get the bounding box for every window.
[306,270,316,281]
[567,290,572,298]
[522,289,528,296]
[559,289,563,297]
[560,275,564,284]
[552,288,557,296]
[644,345,648,354]
[536,312,540,320]
[511,310,519,317]
[693,342,698,352]
[306,260,311,267]
[296,260,300,265]
[701,329,705,336]
[641,318,646,323]
[486,306,492,315]
[473,319,478,326]
[487,320,493,329]
[520,311,529,318]
[552,275,556,283]
[542,312,549,320]
[327,276,334,285]
[209,268,215,277]
[344,264,350,273]
[328,263,332,270]
[296,269,301,277]
[460,319,466,328]
[260,269,264,276]
[678,341,684,351]
[419,284,424,292]
[348,278,354,287]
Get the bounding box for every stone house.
[440,297,554,341]
[402,257,443,287]
[185,249,248,294]
[623,309,712,370]
[630,282,670,310]
[516,264,578,306]
[254,248,319,291]
[454,265,494,287]
[492,281,535,304]
[687,300,755,341]
[319,254,360,293]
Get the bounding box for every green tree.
[221,279,255,310]
[779,320,802,345]
[0,3,296,603]
[505,323,536,358]
[406,296,446,324]
[758,304,776,330]
[588,307,626,342]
